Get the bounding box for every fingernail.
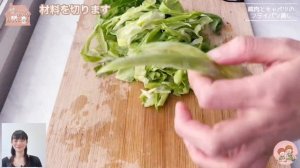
[207,49,221,60]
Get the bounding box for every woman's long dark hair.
[9,130,30,166]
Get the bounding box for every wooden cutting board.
[47,0,288,168]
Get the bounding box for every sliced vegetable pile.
[81,0,249,108]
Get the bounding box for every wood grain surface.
[47,0,288,167]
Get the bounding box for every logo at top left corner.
[5,3,31,27]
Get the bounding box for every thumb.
[208,36,298,65]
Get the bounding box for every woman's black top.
[2,155,42,167]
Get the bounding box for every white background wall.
[1,123,46,167]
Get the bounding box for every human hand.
[174,36,300,168]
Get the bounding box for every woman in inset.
[2,130,42,167]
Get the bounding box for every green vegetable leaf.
[116,67,135,82]
[101,0,146,18]
[81,0,239,108]
[159,0,184,14]
[97,42,250,79]
[81,25,107,62]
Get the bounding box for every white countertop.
[0,0,300,167]
[0,0,83,124]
